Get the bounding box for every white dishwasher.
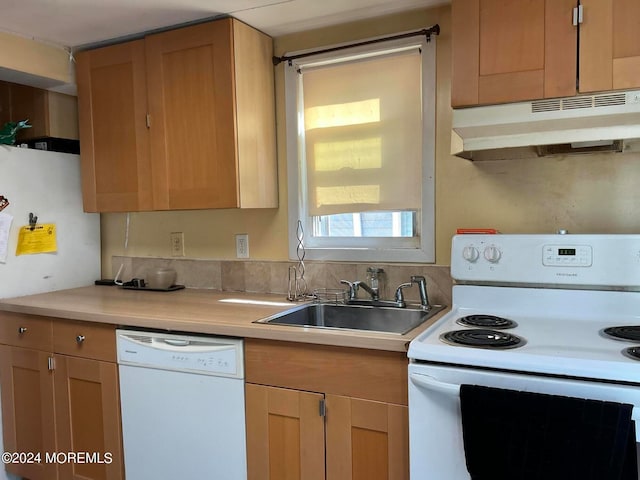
[116,329,246,480]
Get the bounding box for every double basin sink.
[255,302,445,335]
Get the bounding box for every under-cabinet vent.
[454,88,640,160]
[532,92,628,114]
[594,93,626,107]
[531,99,561,113]
[561,96,594,110]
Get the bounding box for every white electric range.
[408,234,640,480]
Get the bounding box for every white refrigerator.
[0,145,100,480]
[0,145,100,298]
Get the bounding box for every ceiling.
[0,0,447,50]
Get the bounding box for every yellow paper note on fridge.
[16,224,57,255]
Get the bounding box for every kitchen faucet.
[339,271,431,309]
[340,267,384,301]
[393,277,431,310]
[340,280,379,301]
[411,275,430,309]
[356,281,379,300]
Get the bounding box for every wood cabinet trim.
[53,320,117,362]
[245,338,408,405]
[0,311,53,351]
[478,69,544,105]
[233,19,278,208]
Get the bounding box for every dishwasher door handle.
[163,338,190,347]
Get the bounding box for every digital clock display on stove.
[558,248,576,256]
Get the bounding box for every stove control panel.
[483,245,502,263]
[451,234,640,287]
[542,244,592,267]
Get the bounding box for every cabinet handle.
[17,327,27,334]
[572,5,584,26]
[76,335,86,344]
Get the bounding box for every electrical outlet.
[170,232,185,257]
[236,234,249,258]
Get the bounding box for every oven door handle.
[410,373,460,395]
[410,374,640,441]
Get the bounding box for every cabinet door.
[0,345,57,480]
[0,81,10,128]
[10,83,48,140]
[452,0,576,106]
[76,40,153,212]
[245,383,325,480]
[145,18,239,210]
[54,355,123,480]
[326,395,408,480]
[579,0,640,92]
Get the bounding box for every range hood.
[452,90,640,161]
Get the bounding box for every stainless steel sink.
[254,302,445,335]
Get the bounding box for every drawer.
[53,320,116,362]
[0,312,53,351]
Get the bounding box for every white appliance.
[0,146,100,298]
[116,329,247,480]
[452,90,640,160]
[0,146,99,480]
[408,233,640,479]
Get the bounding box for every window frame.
[285,33,437,263]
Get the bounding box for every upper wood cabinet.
[452,0,640,107]
[76,40,152,212]
[76,17,277,212]
[0,81,79,141]
[452,0,576,107]
[579,0,640,93]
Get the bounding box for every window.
[285,33,436,262]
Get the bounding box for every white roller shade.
[301,48,423,216]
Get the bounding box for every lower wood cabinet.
[246,384,325,480]
[0,346,57,480]
[54,355,122,480]
[0,313,123,480]
[245,339,410,480]
[325,394,408,480]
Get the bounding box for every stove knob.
[483,245,502,263]
[462,246,480,263]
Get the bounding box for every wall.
[0,32,72,87]
[100,4,640,276]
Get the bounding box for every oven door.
[408,362,640,480]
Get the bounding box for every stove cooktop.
[408,285,640,384]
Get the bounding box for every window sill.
[290,246,435,263]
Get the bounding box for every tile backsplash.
[112,256,453,306]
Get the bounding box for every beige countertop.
[0,286,449,352]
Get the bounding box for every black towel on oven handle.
[459,384,637,480]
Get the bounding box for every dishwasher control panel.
[116,329,244,378]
